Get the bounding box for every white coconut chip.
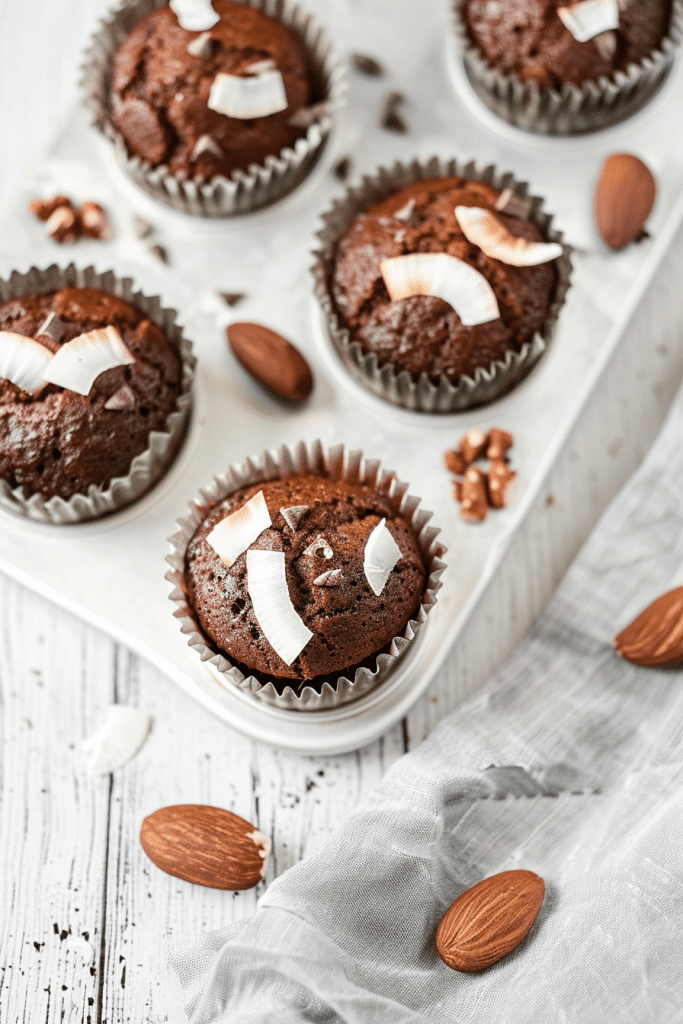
[208,70,287,119]
[0,331,55,393]
[42,326,135,396]
[557,0,619,42]
[82,705,151,776]
[207,490,271,567]
[455,206,563,267]
[380,252,500,327]
[280,505,309,532]
[246,549,313,665]
[363,518,403,597]
[170,0,219,31]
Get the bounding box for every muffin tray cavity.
[2,0,683,752]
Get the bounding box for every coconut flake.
[280,505,309,532]
[303,535,333,559]
[208,70,287,119]
[207,490,271,567]
[557,0,619,42]
[380,253,500,327]
[36,312,67,343]
[170,0,219,31]
[394,197,417,223]
[313,569,343,587]
[246,549,313,665]
[455,206,563,267]
[187,31,215,58]
[0,331,55,393]
[104,383,136,411]
[42,325,135,396]
[191,134,223,160]
[363,518,402,597]
[82,705,151,775]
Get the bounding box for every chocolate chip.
[494,188,532,220]
[190,134,223,161]
[333,156,352,182]
[36,312,67,344]
[218,292,246,307]
[381,91,408,133]
[149,244,169,264]
[351,53,385,77]
[46,205,79,243]
[187,31,216,58]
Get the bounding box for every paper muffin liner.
[0,263,195,524]
[451,0,683,135]
[312,157,572,414]
[165,440,447,711]
[82,0,345,217]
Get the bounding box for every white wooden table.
[2,3,683,1021]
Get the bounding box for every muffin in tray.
[166,443,446,710]
[83,0,344,216]
[313,159,571,413]
[0,266,194,524]
[453,0,682,134]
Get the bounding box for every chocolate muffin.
[329,176,558,385]
[464,0,671,90]
[0,287,184,504]
[183,474,427,683]
[110,0,314,180]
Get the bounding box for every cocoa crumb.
[333,156,352,182]
[381,91,408,134]
[351,53,385,77]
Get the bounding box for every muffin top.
[0,288,183,501]
[464,0,671,89]
[110,0,313,178]
[183,474,427,682]
[330,177,558,383]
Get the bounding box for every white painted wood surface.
[2,2,683,1021]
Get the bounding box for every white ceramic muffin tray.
[1,0,683,753]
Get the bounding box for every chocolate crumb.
[134,217,153,239]
[149,244,169,264]
[218,292,246,307]
[494,188,532,220]
[381,91,408,133]
[351,53,385,77]
[333,157,352,182]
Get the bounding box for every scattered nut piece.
[460,428,489,465]
[381,91,408,133]
[460,467,489,523]
[594,153,656,250]
[487,459,517,509]
[444,449,467,475]
[351,53,385,77]
[487,428,513,461]
[79,201,110,240]
[29,195,71,221]
[436,870,545,972]
[149,244,169,264]
[29,195,111,243]
[46,205,79,243]
[452,479,463,502]
[614,586,683,667]
[333,156,352,182]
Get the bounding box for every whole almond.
[594,154,656,251]
[227,321,313,402]
[436,869,545,972]
[140,804,270,890]
[614,586,683,667]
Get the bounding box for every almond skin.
[436,869,545,972]
[614,586,683,667]
[227,321,313,402]
[594,154,656,251]
[140,804,270,890]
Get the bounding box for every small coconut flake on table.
[207,490,272,567]
[246,548,313,666]
[557,0,619,42]
[454,207,563,267]
[42,326,135,396]
[208,71,287,119]
[380,253,500,327]
[170,0,219,31]
[363,518,403,597]
[0,331,54,393]
[83,705,152,776]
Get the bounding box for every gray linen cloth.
[170,382,683,1023]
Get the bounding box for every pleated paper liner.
[82,0,346,217]
[312,156,572,413]
[0,264,195,524]
[451,0,683,135]
[166,441,446,711]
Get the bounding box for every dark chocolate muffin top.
[183,474,427,682]
[110,0,313,179]
[464,0,671,89]
[0,288,183,501]
[330,177,558,383]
